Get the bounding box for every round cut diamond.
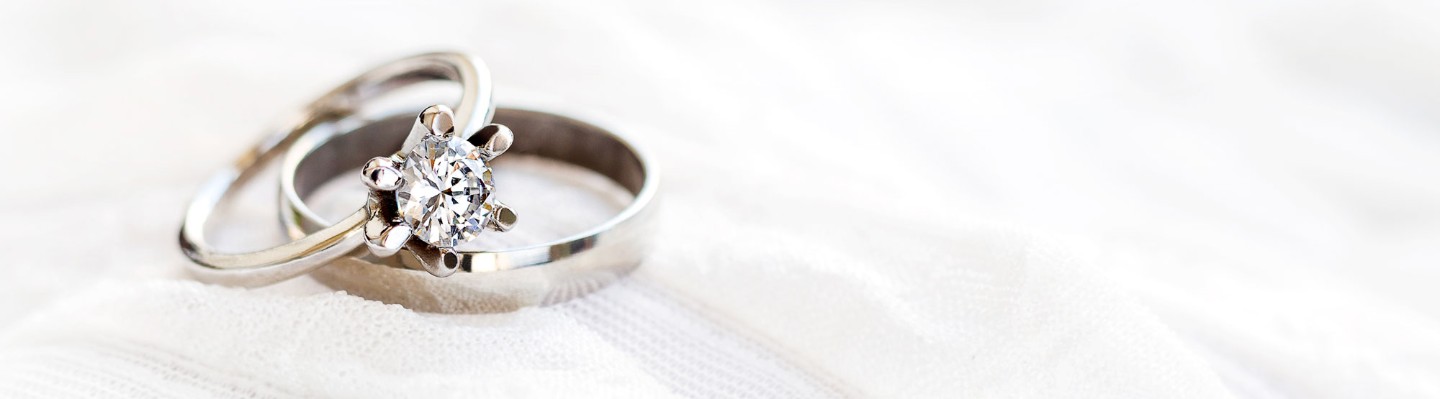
[396,135,493,248]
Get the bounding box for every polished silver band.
[178,52,494,287]
[277,106,658,311]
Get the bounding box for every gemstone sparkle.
[396,135,493,248]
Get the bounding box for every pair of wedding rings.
[178,53,657,311]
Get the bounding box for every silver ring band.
[278,106,658,310]
[178,52,494,287]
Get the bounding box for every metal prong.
[411,104,457,138]
[476,124,513,161]
[487,201,517,232]
[361,156,403,191]
[406,241,459,277]
[438,248,462,275]
[363,218,411,258]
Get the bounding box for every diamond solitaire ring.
[179,52,495,287]
[179,53,657,305]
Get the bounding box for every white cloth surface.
[2,0,1439,397]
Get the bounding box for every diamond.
[396,134,493,248]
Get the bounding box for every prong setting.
[364,218,411,258]
[412,104,457,138]
[359,104,519,278]
[404,241,460,277]
[477,124,513,161]
[487,201,517,232]
[361,156,403,191]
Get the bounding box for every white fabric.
[2,0,1439,397]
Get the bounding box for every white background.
[1,0,1439,397]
